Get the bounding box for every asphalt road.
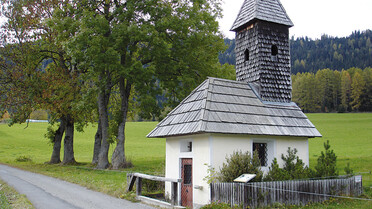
[0,164,155,209]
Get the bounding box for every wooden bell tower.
[231,0,294,103]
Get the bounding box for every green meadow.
[307,113,372,186]
[0,113,371,201]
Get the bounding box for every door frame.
[180,158,193,208]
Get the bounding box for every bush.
[263,158,289,181]
[219,150,263,182]
[315,140,338,178]
[15,156,32,162]
[344,162,354,175]
[281,147,313,179]
[264,147,313,181]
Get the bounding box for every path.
[0,164,155,209]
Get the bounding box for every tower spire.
[232,0,294,103]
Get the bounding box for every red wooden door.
[181,158,193,208]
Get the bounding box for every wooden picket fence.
[211,175,363,208]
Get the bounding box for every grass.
[0,179,34,209]
[307,113,372,186]
[0,121,164,197]
[0,113,371,206]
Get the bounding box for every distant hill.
[219,30,372,74]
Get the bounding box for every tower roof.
[231,0,294,32]
[147,77,321,138]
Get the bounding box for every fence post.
[171,182,178,206]
[136,177,142,196]
[243,184,247,209]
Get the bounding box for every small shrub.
[281,147,313,179]
[263,158,289,181]
[315,140,338,178]
[344,162,354,175]
[219,150,263,182]
[264,148,314,181]
[15,156,32,162]
[203,164,219,184]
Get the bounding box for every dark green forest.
[219,30,372,74]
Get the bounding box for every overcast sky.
[220,0,372,39]
[1,0,371,40]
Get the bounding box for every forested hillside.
[219,30,372,74]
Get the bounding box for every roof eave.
[147,130,322,139]
[230,18,293,32]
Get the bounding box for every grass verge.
[0,179,34,209]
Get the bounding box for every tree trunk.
[96,73,111,169]
[62,115,76,164]
[112,78,131,169]
[48,119,66,164]
[92,117,102,165]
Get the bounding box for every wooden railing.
[127,172,182,206]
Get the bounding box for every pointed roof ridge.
[197,78,212,132]
[231,0,293,32]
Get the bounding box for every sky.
[1,0,371,40]
[219,0,372,39]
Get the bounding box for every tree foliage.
[219,150,263,182]
[315,140,338,178]
[292,68,372,113]
[1,0,235,169]
[0,0,95,164]
[264,148,313,181]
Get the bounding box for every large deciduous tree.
[52,0,230,169]
[0,0,91,164]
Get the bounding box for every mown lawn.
[0,113,371,205]
[307,113,372,186]
[0,121,164,197]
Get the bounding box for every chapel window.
[253,143,268,166]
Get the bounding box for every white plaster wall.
[192,136,211,207]
[164,138,180,200]
[164,134,309,208]
[210,135,253,172]
[275,137,309,167]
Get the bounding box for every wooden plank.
[132,172,181,183]
[126,174,137,192]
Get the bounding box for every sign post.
[234,174,256,209]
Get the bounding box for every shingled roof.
[230,0,294,32]
[147,77,321,138]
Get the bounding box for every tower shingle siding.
[232,0,293,103]
[235,21,292,103]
